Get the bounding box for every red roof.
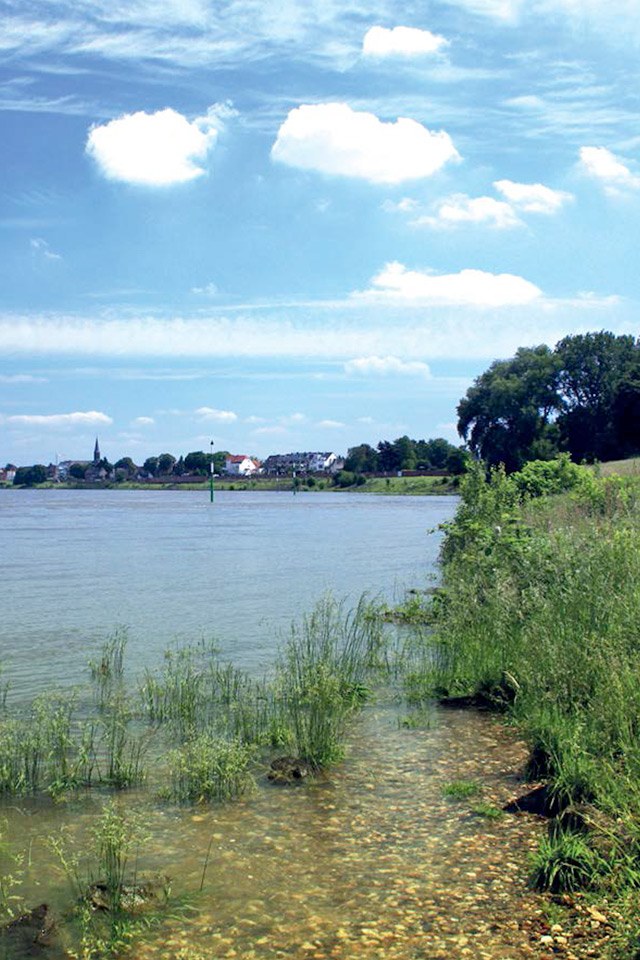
[227,454,249,462]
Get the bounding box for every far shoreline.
[1,474,460,496]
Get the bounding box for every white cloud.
[0,293,624,364]
[494,179,573,213]
[318,419,345,428]
[2,410,112,427]
[195,407,238,422]
[271,102,459,184]
[362,26,448,58]
[131,416,154,426]
[579,146,640,191]
[416,194,521,229]
[444,0,521,21]
[354,261,542,307]
[30,237,62,260]
[382,197,420,214]
[86,107,220,186]
[0,373,48,383]
[254,425,287,435]
[344,356,431,378]
[191,282,218,296]
[280,412,306,425]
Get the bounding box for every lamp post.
[209,440,214,504]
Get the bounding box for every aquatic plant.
[98,695,147,789]
[88,629,128,711]
[273,595,385,769]
[442,780,481,800]
[165,735,254,804]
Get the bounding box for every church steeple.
[93,437,101,464]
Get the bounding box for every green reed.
[272,595,385,769]
[98,695,147,789]
[88,629,128,711]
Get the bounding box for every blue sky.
[1,0,639,465]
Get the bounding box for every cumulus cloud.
[416,194,521,229]
[131,416,154,426]
[494,179,574,213]
[195,406,238,422]
[318,419,345,428]
[579,146,640,191]
[86,107,221,186]
[344,355,431,378]
[362,25,448,58]
[354,261,542,307]
[2,410,112,427]
[271,102,459,184]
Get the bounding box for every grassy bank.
[412,458,640,957]
[4,474,458,495]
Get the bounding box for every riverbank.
[411,459,640,958]
[2,474,459,495]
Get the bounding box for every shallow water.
[2,703,543,960]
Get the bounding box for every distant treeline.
[344,436,468,475]
[458,331,640,472]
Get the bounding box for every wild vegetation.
[413,456,640,956]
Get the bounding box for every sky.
[1,0,639,466]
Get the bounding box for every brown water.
[2,703,544,960]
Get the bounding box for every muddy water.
[3,704,544,960]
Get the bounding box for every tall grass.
[419,460,640,951]
[273,595,384,768]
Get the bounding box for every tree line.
[344,436,468,475]
[458,331,640,471]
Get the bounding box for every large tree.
[344,444,379,473]
[457,333,640,469]
[457,345,561,471]
[555,332,640,462]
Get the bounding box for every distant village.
[1,440,346,486]
[2,434,468,486]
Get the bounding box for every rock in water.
[0,904,56,955]
[267,756,311,784]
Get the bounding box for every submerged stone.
[0,904,56,956]
[87,873,170,913]
[267,756,312,784]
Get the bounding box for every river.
[0,489,457,698]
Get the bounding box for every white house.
[224,455,260,476]
[308,452,340,472]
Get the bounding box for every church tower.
[93,437,101,464]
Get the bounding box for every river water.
[0,489,457,698]
[0,490,545,960]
